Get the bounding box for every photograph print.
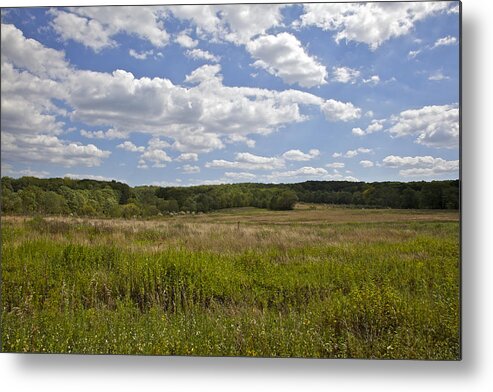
[0,1,460,359]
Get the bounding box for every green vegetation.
[1,207,460,359]
[1,176,459,218]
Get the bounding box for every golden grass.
[1,207,460,358]
[1,206,458,254]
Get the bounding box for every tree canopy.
[1,176,459,218]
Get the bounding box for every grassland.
[1,205,460,359]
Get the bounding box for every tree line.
[0,176,459,218]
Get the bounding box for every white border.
[1,1,492,391]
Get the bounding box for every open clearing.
[1,206,460,359]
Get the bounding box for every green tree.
[121,203,141,219]
[400,188,419,209]
[269,190,298,210]
[39,191,68,214]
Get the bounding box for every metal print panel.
[0,1,461,359]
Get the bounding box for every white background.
[1,0,491,391]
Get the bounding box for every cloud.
[333,147,372,159]
[185,48,220,63]
[321,99,361,122]
[117,141,145,152]
[433,35,457,48]
[352,127,365,136]
[176,153,198,162]
[266,167,359,182]
[332,66,360,84]
[363,75,380,85]
[218,4,286,44]
[65,63,358,153]
[50,10,115,52]
[1,23,70,79]
[381,155,458,177]
[1,29,112,169]
[409,35,456,60]
[282,149,320,161]
[1,93,64,136]
[169,4,285,45]
[184,63,222,84]
[2,133,110,167]
[387,104,459,148]
[359,160,374,168]
[448,4,460,14]
[50,6,169,51]
[246,32,328,88]
[175,31,198,48]
[171,132,225,153]
[148,137,171,150]
[81,128,125,139]
[1,23,360,168]
[118,138,173,168]
[352,119,385,136]
[270,166,329,178]
[168,5,226,42]
[137,159,148,169]
[181,164,200,174]
[208,149,321,172]
[428,70,450,81]
[326,162,345,169]
[1,165,50,178]
[223,172,256,180]
[298,2,449,50]
[225,135,256,148]
[129,49,154,60]
[141,148,172,168]
[206,152,285,171]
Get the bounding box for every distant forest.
[0,176,460,218]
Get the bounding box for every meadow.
[1,205,460,359]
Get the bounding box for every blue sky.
[1,2,460,186]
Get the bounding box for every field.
[1,205,460,359]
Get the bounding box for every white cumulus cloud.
[117,141,145,153]
[246,32,328,88]
[332,66,360,84]
[181,164,200,174]
[282,149,320,161]
[50,6,169,52]
[81,128,125,140]
[1,23,362,171]
[129,49,154,60]
[175,31,198,48]
[360,160,374,168]
[185,48,220,63]
[352,119,385,136]
[326,162,345,169]
[333,147,372,159]
[206,152,285,171]
[321,99,361,122]
[381,155,459,177]
[433,35,457,48]
[169,4,286,45]
[224,172,257,180]
[176,153,199,162]
[387,104,459,148]
[297,2,450,50]
[428,70,450,81]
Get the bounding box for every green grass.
[1,209,460,359]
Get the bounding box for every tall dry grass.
[1,208,460,359]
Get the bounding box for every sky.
[0,1,460,187]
